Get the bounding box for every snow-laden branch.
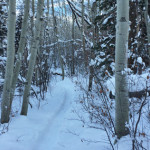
[43,39,82,48]
[67,0,92,26]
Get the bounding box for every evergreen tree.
[91,0,116,79]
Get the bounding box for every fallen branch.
[52,72,63,76]
[109,89,150,99]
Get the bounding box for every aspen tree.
[1,0,16,123]
[21,0,44,115]
[46,0,50,46]
[31,0,35,37]
[51,0,57,67]
[88,0,90,15]
[35,8,45,87]
[57,0,61,23]
[10,0,30,106]
[144,0,150,65]
[64,0,67,24]
[88,2,96,91]
[115,0,129,138]
[81,0,87,69]
[71,12,75,75]
[47,0,49,17]
[51,0,64,80]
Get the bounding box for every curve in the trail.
[32,87,69,150]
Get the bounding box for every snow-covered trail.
[0,77,110,150]
[32,86,70,150]
[0,78,75,150]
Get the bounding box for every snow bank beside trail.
[129,72,150,92]
[106,70,150,95]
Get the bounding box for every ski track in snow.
[0,78,76,150]
[32,89,68,150]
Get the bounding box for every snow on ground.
[0,77,111,150]
[1,71,149,150]
[106,70,150,94]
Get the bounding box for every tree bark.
[21,0,44,116]
[88,0,91,16]
[30,0,35,38]
[71,12,75,75]
[81,0,87,69]
[47,0,49,18]
[1,0,16,123]
[88,2,96,91]
[144,0,150,65]
[115,0,129,138]
[51,0,64,80]
[10,0,30,107]
[51,0,57,67]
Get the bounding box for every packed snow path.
[0,78,111,150]
[32,87,69,150]
[0,78,76,150]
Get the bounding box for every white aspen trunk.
[51,0,57,37]
[144,0,150,65]
[10,0,30,106]
[115,0,129,138]
[71,12,75,75]
[47,0,49,17]
[81,0,87,69]
[51,0,57,67]
[21,0,44,116]
[46,0,50,46]
[31,0,35,37]
[57,0,62,23]
[61,1,64,19]
[1,0,16,123]
[32,0,34,11]
[51,0,64,80]
[88,0,90,15]
[88,2,96,91]
[64,0,67,24]
[35,13,45,85]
